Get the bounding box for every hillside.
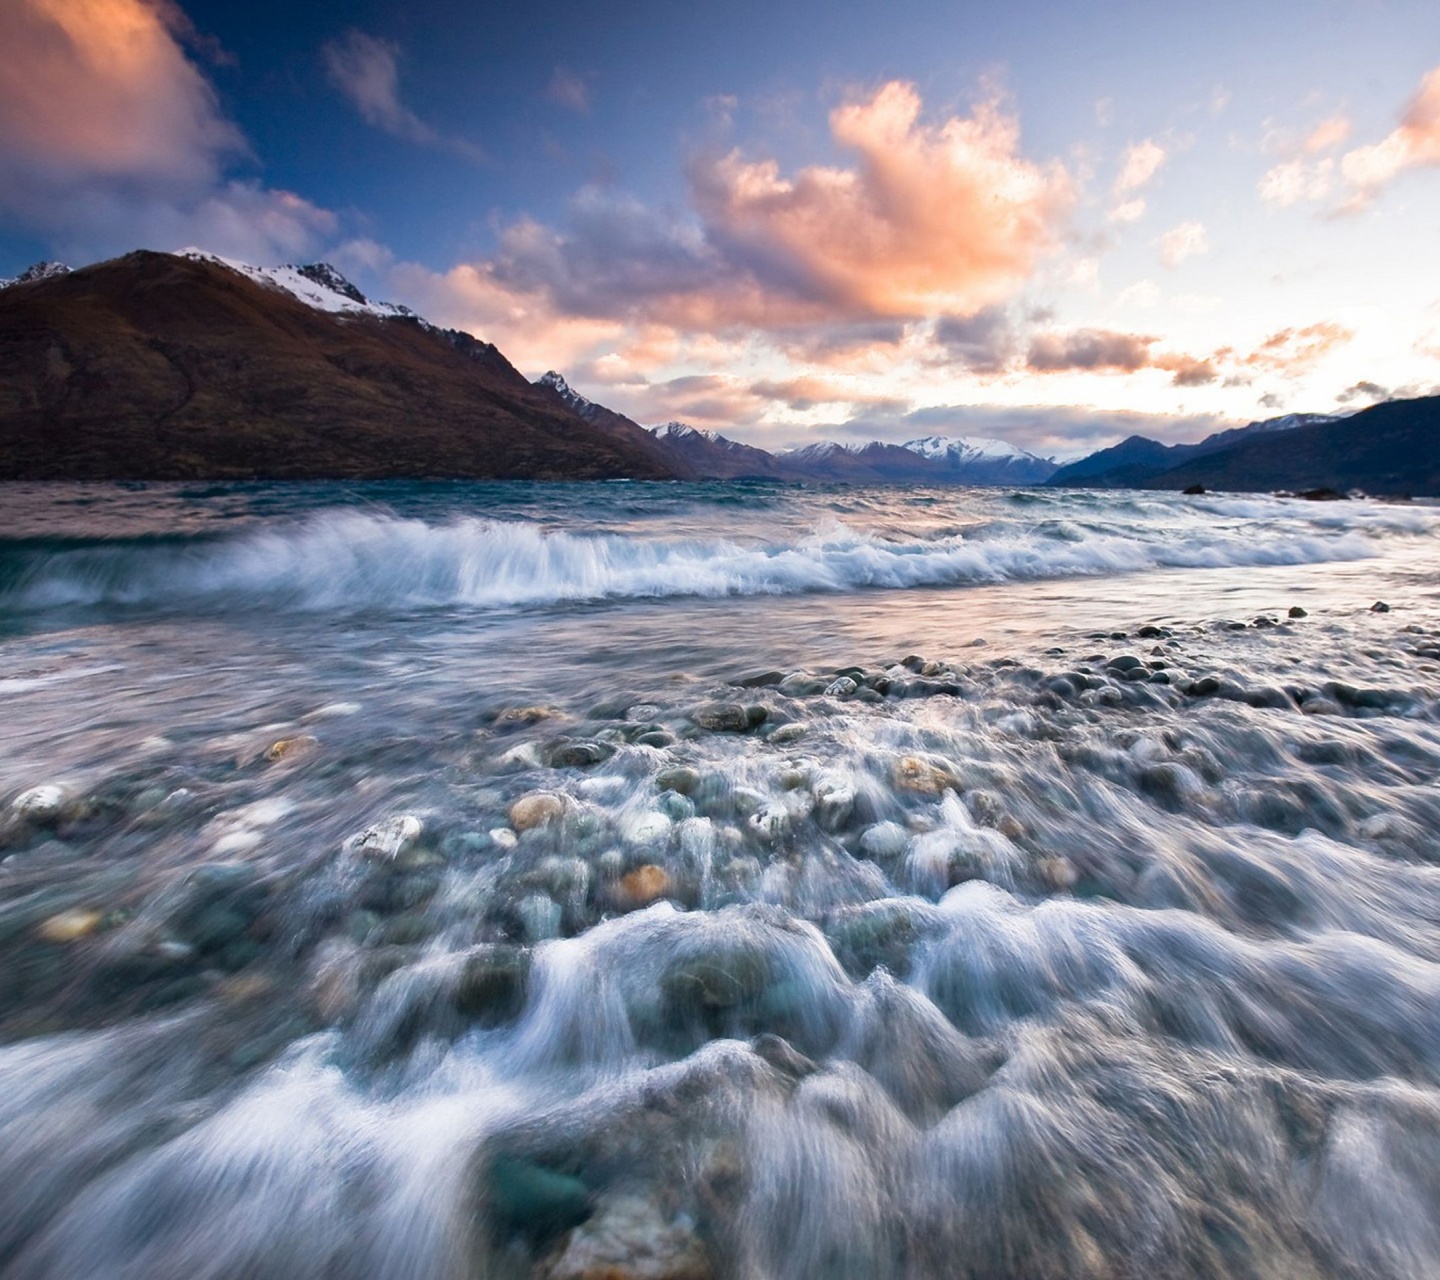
[0,252,677,481]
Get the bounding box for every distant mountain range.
[532,370,1059,484]
[1046,402,1440,496]
[2,250,1436,493]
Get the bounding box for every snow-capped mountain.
[0,260,71,289]
[900,435,1058,483]
[903,434,1026,462]
[177,250,415,320]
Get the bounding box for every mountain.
[902,435,1057,484]
[649,421,792,480]
[0,251,677,481]
[0,260,71,289]
[532,372,698,479]
[1047,412,1342,488]
[1152,394,1440,496]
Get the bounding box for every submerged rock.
[11,784,67,824]
[892,755,962,796]
[689,703,752,733]
[618,864,671,909]
[510,793,566,832]
[537,1193,711,1280]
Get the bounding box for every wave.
[0,508,1412,615]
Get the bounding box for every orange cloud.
[1241,322,1353,374]
[1114,139,1166,194]
[1305,114,1352,154]
[690,81,1073,320]
[0,0,336,261]
[0,0,240,182]
[1341,65,1440,206]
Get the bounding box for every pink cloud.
[691,81,1073,320]
[1340,65,1440,206]
[0,0,338,262]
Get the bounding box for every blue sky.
[1,0,1437,454]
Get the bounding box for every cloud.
[1258,157,1334,207]
[1339,65,1440,207]
[0,0,337,262]
[546,67,590,113]
[932,306,1018,373]
[1305,114,1352,154]
[1336,379,1389,405]
[377,81,1073,369]
[689,80,1074,320]
[1114,139,1166,194]
[1109,199,1147,223]
[1159,220,1207,266]
[1241,322,1352,374]
[1027,327,1156,373]
[322,29,482,160]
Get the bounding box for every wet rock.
[1036,855,1079,891]
[1182,483,1206,495]
[812,776,856,832]
[767,723,808,744]
[494,706,559,728]
[264,735,318,763]
[729,669,785,689]
[689,702,751,733]
[11,784,67,825]
[777,673,827,697]
[1105,655,1145,674]
[1371,601,1391,613]
[548,741,614,769]
[510,793,566,832]
[454,945,530,1024]
[487,1154,592,1247]
[537,1193,711,1280]
[892,755,961,796]
[623,811,674,850]
[858,821,909,862]
[823,677,858,697]
[657,791,696,822]
[1288,606,1308,618]
[352,814,424,861]
[1136,625,1168,638]
[656,766,700,796]
[618,865,671,909]
[36,908,105,943]
[747,802,791,844]
[1186,675,1222,697]
[635,731,676,748]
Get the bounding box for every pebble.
[1288,606,1308,618]
[689,702,751,732]
[490,826,519,850]
[618,864,671,908]
[656,766,701,795]
[823,677,858,697]
[509,793,566,832]
[11,784,67,823]
[1371,601,1391,613]
[264,735,318,763]
[858,821,910,861]
[37,908,104,943]
[893,755,961,795]
[352,814,423,861]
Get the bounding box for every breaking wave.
[0,507,1421,614]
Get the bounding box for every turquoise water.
[2,480,1440,1278]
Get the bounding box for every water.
[1,479,1439,1278]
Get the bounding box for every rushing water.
[2,479,1440,1279]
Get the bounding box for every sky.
[1,0,1438,457]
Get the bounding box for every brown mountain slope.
[0,252,678,481]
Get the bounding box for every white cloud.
[1159,220,1207,267]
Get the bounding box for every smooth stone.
[635,731,676,748]
[858,821,910,861]
[12,784,67,823]
[1105,654,1145,673]
[618,864,671,908]
[656,766,701,796]
[812,776,856,831]
[488,1154,592,1245]
[37,908,104,943]
[892,755,961,795]
[777,674,827,697]
[1371,601,1391,613]
[493,706,558,727]
[490,827,519,851]
[509,793,566,832]
[548,741,612,769]
[767,723,809,744]
[1288,606,1308,618]
[352,814,424,861]
[747,803,790,844]
[657,791,696,822]
[624,810,673,848]
[729,669,785,689]
[264,735,318,763]
[690,702,751,733]
[823,677,858,697]
[456,946,531,1024]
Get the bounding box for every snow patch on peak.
[903,434,1030,462]
[538,370,593,412]
[175,250,414,320]
[0,260,71,290]
[649,421,713,441]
